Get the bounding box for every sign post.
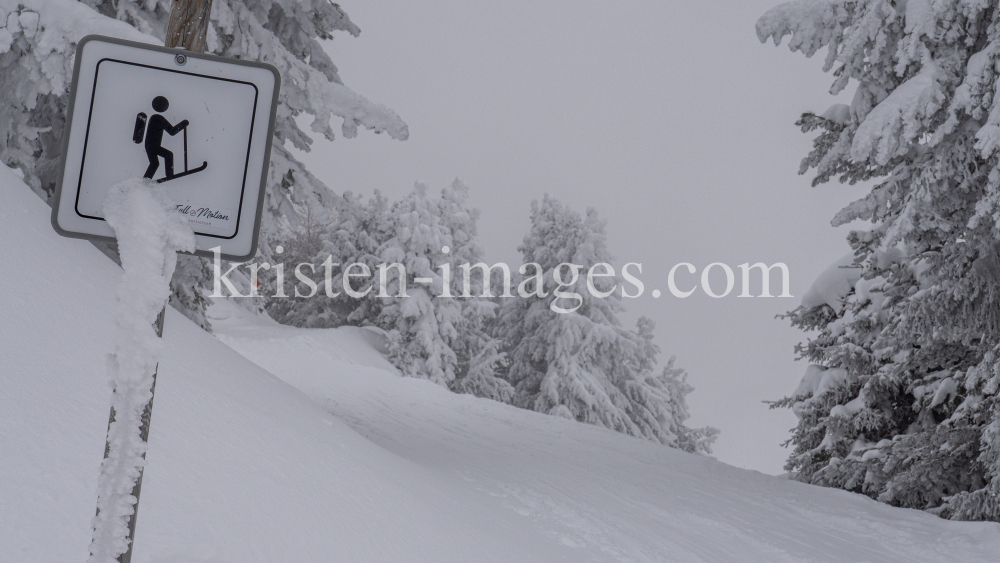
[50,5,279,561]
[164,0,214,53]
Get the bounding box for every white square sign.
[52,35,280,261]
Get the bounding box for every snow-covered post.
[91,5,214,562]
[88,180,194,563]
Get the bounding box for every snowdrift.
[2,164,1000,562]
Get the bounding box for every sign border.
[51,35,281,262]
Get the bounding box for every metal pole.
[96,2,214,561]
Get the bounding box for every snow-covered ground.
[3,164,1000,562]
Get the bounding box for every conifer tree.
[496,195,716,452]
[263,189,395,328]
[376,180,504,391]
[760,0,1000,520]
[436,180,513,401]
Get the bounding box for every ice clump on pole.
[87,178,194,563]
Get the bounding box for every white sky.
[296,0,873,474]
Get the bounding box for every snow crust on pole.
[87,178,194,562]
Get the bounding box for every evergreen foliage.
[375,180,503,389]
[262,179,510,394]
[495,195,717,453]
[760,0,1000,520]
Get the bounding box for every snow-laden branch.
[851,56,945,165]
[211,0,409,146]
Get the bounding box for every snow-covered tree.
[264,189,390,328]
[260,202,329,326]
[0,1,146,200]
[376,180,504,392]
[495,195,716,452]
[760,0,1000,520]
[435,180,513,400]
[0,0,407,329]
[262,178,510,396]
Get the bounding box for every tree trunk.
[164,0,214,52]
[112,7,214,562]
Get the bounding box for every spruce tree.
[437,180,513,401]
[496,195,716,452]
[760,0,1000,520]
[376,180,505,391]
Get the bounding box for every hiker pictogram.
[133,95,208,183]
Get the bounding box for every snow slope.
[2,164,1000,562]
[0,169,573,563]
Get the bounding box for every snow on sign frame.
[51,35,281,261]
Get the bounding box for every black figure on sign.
[133,96,207,183]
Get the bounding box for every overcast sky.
[295,0,873,474]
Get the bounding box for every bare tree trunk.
[164,0,214,52]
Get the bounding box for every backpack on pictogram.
[132,112,147,144]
